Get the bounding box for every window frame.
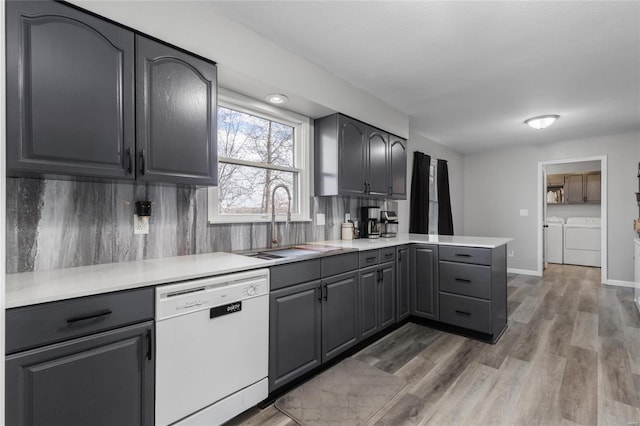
[208,89,312,224]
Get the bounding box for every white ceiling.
[207,1,640,154]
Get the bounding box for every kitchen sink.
[241,245,341,261]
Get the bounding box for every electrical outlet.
[134,214,149,235]
[519,209,529,217]
[316,213,326,226]
[508,250,515,258]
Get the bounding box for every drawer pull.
[66,309,112,324]
[384,253,394,258]
[455,278,472,283]
[454,310,471,317]
[455,253,472,258]
[366,257,376,262]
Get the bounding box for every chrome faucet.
[271,184,292,248]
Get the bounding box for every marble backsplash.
[6,177,396,273]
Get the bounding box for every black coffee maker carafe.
[360,206,380,239]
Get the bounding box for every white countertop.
[5,252,271,309]
[313,234,512,250]
[5,233,512,308]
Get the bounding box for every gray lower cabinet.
[269,280,322,391]
[5,288,155,426]
[269,254,359,392]
[438,245,507,340]
[322,271,359,362]
[6,0,135,179]
[396,246,411,321]
[358,249,396,340]
[410,244,439,320]
[136,36,218,185]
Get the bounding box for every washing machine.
[563,217,601,267]
[545,216,564,264]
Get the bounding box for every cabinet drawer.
[6,287,153,354]
[270,259,321,291]
[359,250,380,268]
[439,246,491,266]
[439,293,491,333]
[439,261,491,299]
[322,252,358,277]
[379,247,396,263]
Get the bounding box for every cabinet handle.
[384,253,394,259]
[364,182,368,193]
[455,310,471,317]
[455,278,472,283]
[455,253,472,258]
[317,287,322,303]
[67,309,112,324]
[126,148,132,174]
[366,256,376,262]
[139,150,146,175]
[389,186,393,195]
[146,329,152,361]
[323,285,328,301]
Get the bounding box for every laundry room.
[545,159,602,268]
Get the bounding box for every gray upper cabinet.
[389,136,407,199]
[584,172,601,203]
[6,0,135,179]
[366,127,389,197]
[6,1,218,185]
[565,174,584,203]
[314,113,406,199]
[136,36,218,185]
[558,172,601,204]
[410,244,439,320]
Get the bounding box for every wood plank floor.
[228,265,640,425]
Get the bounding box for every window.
[429,159,438,233]
[208,90,311,223]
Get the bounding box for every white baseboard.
[507,268,541,277]
[605,279,638,289]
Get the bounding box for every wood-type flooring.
[228,264,640,425]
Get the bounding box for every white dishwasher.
[155,269,269,426]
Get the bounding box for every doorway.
[537,156,607,284]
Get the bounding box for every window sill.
[207,217,313,225]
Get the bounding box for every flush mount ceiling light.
[524,114,560,130]
[265,93,289,104]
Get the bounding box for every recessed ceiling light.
[524,115,559,130]
[265,93,289,104]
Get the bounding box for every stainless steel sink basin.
[240,244,344,261]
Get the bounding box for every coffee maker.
[379,211,398,238]
[360,206,381,239]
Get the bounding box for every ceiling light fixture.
[265,93,289,104]
[524,114,560,130]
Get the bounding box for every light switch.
[519,209,529,217]
[316,213,326,226]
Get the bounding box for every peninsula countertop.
[6,233,512,308]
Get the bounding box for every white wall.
[465,131,640,282]
[398,124,465,235]
[67,1,409,138]
[1,0,6,419]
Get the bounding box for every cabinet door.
[565,174,584,203]
[397,246,411,321]
[269,281,322,392]
[322,271,359,362]
[6,1,135,179]
[411,244,439,320]
[585,172,601,203]
[366,128,389,196]
[547,174,565,187]
[379,262,396,330]
[389,136,407,199]
[338,115,367,196]
[136,36,218,185]
[6,322,154,426]
[358,266,379,340]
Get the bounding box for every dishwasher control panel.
[155,269,269,320]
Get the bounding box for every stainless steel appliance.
[360,206,381,239]
[380,210,398,238]
[155,269,270,426]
